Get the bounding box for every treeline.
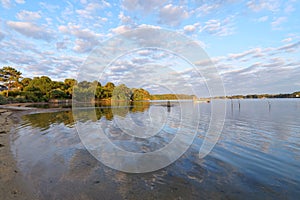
[0,66,152,104]
[215,91,300,99]
[73,82,151,102]
[0,66,198,104]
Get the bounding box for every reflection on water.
[12,99,300,199]
[22,101,151,127]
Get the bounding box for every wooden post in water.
[167,100,171,112]
[231,99,233,114]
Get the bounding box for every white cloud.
[118,11,132,24]
[55,37,71,50]
[203,40,300,94]
[1,0,11,8]
[200,17,235,36]
[16,10,41,21]
[284,1,296,13]
[271,16,287,29]
[0,36,83,79]
[58,23,102,41]
[277,41,300,52]
[0,0,25,8]
[58,23,103,53]
[257,16,269,22]
[39,2,60,12]
[73,39,95,53]
[122,0,167,13]
[75,2,110,19]
[221,55,300,95]
[110,25,131,34]
[122,0,138,10]
[0,31,5,41]
[15,0,25,4]
[183,23,200,34]
[158,4,189,26]
[194,3,221,17]
[228,48,262,60]
[281,38,292,43]
[247,0,280,12]
[138,24,161,29]
[56,42,67,50]
[6,21,54,41]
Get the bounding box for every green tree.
[112,84,132,101]
[78,81,92,89]
[73,85,95,102]
[103,82,115,99]
[131,88,150,101]
[21,78,32,89]
[49,89,67,99]
[64,78,77,96]
[52,81,65,90]
[95,85,104,99]
[25,76,53,96]
[0,66,22,97]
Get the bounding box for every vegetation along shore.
[0,66,197,105]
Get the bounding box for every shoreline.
[0,104,72,200]
[0,109,35,200]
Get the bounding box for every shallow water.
[11,99,300,199]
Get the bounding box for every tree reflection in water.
[22,101,150,130]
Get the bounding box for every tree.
[112,84,132,101]
[78,81,92,89]
[103,82,115,99]
[49,89,67,99]
[104,82,115,90]
[21,78,32,89]
[64,79,77,96]
[131,88,150,101]
[0,66,22,97]
[24,76,53,97]
[73,85,95,102]
[95,85,104,99]
[52,81,65,90]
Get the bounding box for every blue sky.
[0,0,299,95]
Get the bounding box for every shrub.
[0,95,7,105]
[49,89,67,99]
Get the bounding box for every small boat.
[194,99,210,103]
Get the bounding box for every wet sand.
[0,103,75,200]
[0,108,35,199]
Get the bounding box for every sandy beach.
[0,108,35,200]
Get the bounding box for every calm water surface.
[11,99,300,199]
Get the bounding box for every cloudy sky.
[0,0,299,96]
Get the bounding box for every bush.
[0,95,7,105]
[49,89,67,99]
[15,96,28,103]
[20,91,47,102]
[8,90,21,97]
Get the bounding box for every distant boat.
[193,97,210,103]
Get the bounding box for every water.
[11,99,300,199]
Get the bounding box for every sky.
[0,0,299,96]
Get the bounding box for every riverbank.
[0,109,35,200]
